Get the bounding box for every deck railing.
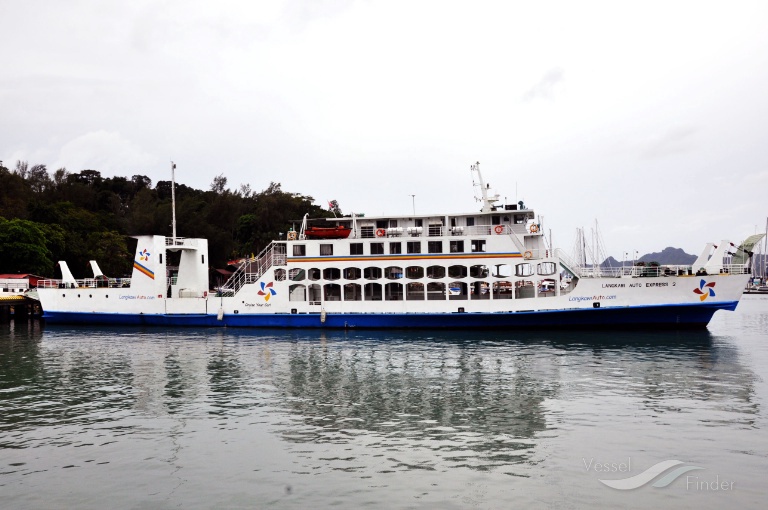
[37,277,132,289]
[577,264,750,278]
[356,224,520,238]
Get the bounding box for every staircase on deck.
[221,243,286,295]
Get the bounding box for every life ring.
[529,224,539,233]
[494,225,504,234]
[287,231,297,240]
[524,250,533,259]
[376,228,386,237]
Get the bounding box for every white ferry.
[37,164,750,329]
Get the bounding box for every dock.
[0,294,41,322]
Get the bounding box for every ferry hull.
[42,301,737,329]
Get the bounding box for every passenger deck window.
[407,242,421,254]
[471,240,486,253]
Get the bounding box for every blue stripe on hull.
[42,301,737,329]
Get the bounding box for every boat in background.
[35,162,751,329]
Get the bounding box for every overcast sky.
[2,0,767,259]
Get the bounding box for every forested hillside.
[0,161,334,277]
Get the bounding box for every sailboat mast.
[763,217,768,279]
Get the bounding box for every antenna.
[171,161,177,242]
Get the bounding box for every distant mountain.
[638,247,696,265]
[597,247,697,268]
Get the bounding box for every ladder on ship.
[221,242,286,295]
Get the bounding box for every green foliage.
[0,160,336,274]
[0,217,54,274]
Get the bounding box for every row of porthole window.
[277,262,557,282]
[287,281,551,302]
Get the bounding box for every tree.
[328,199,342,217]
[0,217,54,275]
[210,174,228,194]
[27,164,51,193]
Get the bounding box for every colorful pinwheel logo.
[693,279,716,301]
[258,281,277,302]
[139,249,150,261]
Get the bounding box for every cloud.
[55,131,158,175]
[522,67,564,102]
[639,126,698,159]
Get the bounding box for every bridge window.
[293,245,306,256]
[450,240,464,253]
[320,244,333,256]
[390,242,402,254]
[407,242,421,254]
[371,242,384,255]
[350,243,363,255]
[428,241,442,253]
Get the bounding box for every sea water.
[1,297,767,509]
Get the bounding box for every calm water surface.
[2,297,767,509]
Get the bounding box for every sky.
[2,0,768,259]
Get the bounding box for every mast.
[471,161,500,212]
[171,161,177,242]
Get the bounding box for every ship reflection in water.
[0,322,762,508]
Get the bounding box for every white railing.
[165,237,198,247]
[1,282,29,292]
[37,277,132,289]
[577,263,750,279]
[357,224,516,238]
